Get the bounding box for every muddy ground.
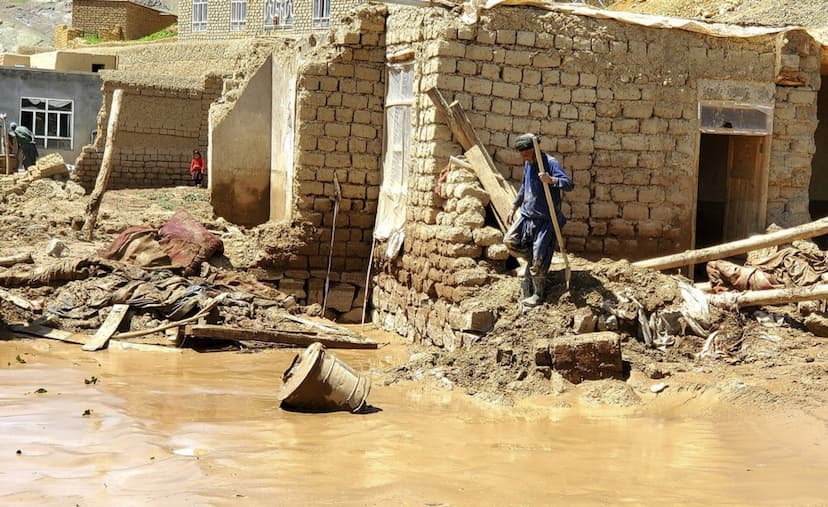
[1,175,828,422]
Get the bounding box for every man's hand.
[507,207,517,225]
[539,173,556,185]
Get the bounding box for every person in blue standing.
[504,133,574,307]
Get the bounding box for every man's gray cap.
[514,133,537,151]
[9,122,16,130]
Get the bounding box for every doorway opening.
[809,83,828,249]
[694,133,769,279]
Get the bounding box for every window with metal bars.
[230,0,247,31]
[192,0,207,31]
[19,97,73,150]
[264,0,293,29]
[312,0,330,29]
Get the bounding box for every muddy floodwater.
[1,335,827,506]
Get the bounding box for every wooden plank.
[186,324,380,349]
[9,324,90,345]
[425,87,474,150]
[633,216,828,271]
[465,146,516,229]
[82,304,130,351]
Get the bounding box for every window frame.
[230,0,247,31]
[192,0,208,32]
[264,0,293,29]
[19,97,74,150]
[312,0,330,29]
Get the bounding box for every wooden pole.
[0,252,34,267]
[2,117,10,176]
[81,89,124,240]
[322,172,341,315]
[633,216,828,271]
[531,136,570,289]
[710,283,828,309]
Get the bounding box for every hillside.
[0,0,174,52]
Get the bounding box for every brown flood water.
[1,335,827,506]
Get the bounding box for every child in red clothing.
[190,150,205,187]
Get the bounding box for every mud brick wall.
[74,74,223,190]
[54,24,85,49]
[269,6,387,321]
[72,0,176,40]
[769,31,822,225]
[178,0,358,40]
[373,6,821,347]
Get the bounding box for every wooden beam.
[9,324,89,345]
[710,283,828,309]
[425,88,474,150]
[185,324,380,349]
[633,217,828,271]
[0,252,34,267]
[82,88,124,240]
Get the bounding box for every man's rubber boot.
[520,277,533,298]
[521,276,546,307]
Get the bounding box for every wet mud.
[2,335,828,506]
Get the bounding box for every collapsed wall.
[372,5,821,347]
[74,72,222,190]
[73,40,275,191]
[252,7,388,321]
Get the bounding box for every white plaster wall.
[209,55,273,226]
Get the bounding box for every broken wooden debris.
[634,217,828,271]
[185,324,380,349]
[427,86,516,231]
[82,304,130,351]
[0,288,41,311]
[110,293,227,340]
[9,324,90,345]
[0,252,34,267]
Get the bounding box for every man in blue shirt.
[504,133,574,307]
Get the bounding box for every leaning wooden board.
[82,304,130,351]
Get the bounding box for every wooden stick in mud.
[185,324,380,349]
[0,252,34,267]
[81,88,124,241]
[709,283,828,309]
[2,117,10,176]
[633,217,828,271]
[532,136,570,289]
[9,324,89,345]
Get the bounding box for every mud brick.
[573,307,598,334]
[324,283,356,313]
[447,306,495,332]
[533,338,553,367]
[552,332,623,384]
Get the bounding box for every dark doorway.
[91,63,105,73]
[809,83,828,249]
[696,134,729,250]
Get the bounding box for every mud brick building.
[73,3,826,336]
[177,0,361,39]
[72,0,177,40]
